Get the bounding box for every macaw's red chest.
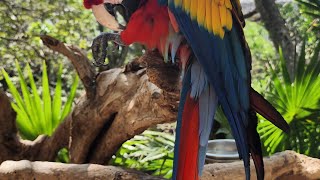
[120,0,170,49]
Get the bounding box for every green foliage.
[0,0,98,62]
[296,0,320,34]
[280,1,318,44]
[2,61,79,140]
[257,40,320,157]
[244,21,277,62]
[112,130,174,179]
[243,21,277,81]
[214,107,233,139]
[56,148,70,163]
[0,0,98,94]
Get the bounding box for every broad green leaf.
[258,39,320,157]
[42,61,52,135]
[2,69,26,117]
[15,61,38,132]
[52,64,63,128]
[61,75,79,120]
[27,64,45,135]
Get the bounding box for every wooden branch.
[0,90,70,163]
[40,35,96,99]
[68,50,180,164]
[1,151,319,180]
[0,160,165,180]
[0,35,180,165]
[243,9,258,19]
[202,150,320,180]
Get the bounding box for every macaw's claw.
[91,32,125,67]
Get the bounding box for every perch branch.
[1,151,319,180]
[0,160,165,180]
[40,35,96,99]
[0,35,180,165]
[201,150,320,180]
[243,9,258,19]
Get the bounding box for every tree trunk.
[254,0,296,78]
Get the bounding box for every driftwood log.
[0,35,180,165]
[0,151,319,180]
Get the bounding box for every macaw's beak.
[91,2,123,31]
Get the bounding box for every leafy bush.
[296,0,320,34]
[213,107,233,139]
[112,109,235,179]
[257,40,320,157]
[2,61,79,140]
[112,130,174,179]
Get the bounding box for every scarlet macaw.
[83,0,290,180]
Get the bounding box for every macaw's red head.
[83,0,123,31]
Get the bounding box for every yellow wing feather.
[197,0,206,27]
[226,10,233,30]
[173,0,238,38]
[219,4,227,30]
[182,0,191,13]
[211,1,221,36]
[225,0,232,9]
[190,0,198,19]
[205,0,212,32]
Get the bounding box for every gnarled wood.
[0,36,180,165]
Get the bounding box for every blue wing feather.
[190,60,207,99]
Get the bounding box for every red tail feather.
[177,94,199,180]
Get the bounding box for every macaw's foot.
[91,32,125,67]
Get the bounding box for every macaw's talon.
[112,43,120,52]
[91,32,125,67]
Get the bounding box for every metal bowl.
[206,139,239,160]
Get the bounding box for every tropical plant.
[112,130,174,179]
[2,61,79,140]
[296,0,320,34]
[213,107,233,139]
[257,40,320,158]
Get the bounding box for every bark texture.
[0,35,180,165]
[0,151,319,180]
[254,0,296,78]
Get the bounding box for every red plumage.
[83,0,103,9]
[177,94,199,180]
[120,0,170,49]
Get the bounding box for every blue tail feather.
[198,84,218,175]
